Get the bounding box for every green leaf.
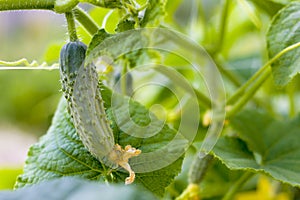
[140,0,167,27]
[267,2,300,86]
[249,0,284,16]
[87,29,112,55]
[42,43,63,64]
[213,110,300,187]
[87,28,161,69]
[199,160,255,199]
[115,19,135,32]
[15,86,183,196]
[3,177,157,200]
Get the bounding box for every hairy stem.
[217,0,230,53]
[74,7,99,36]
[227,41,300,106]
[222,171,253,200]
[227,61,268,105]
[215,57,242,87]
[194,88,212,108]
[188,0,199,38]
[208,0,242,88]
[0,0,55,10]
[227,68,271,118]
[65,11,78,42]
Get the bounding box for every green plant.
[1,0,300,199]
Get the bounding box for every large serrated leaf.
[3,177,157,200]
[267,2,300,86]
[15,86,183,197]
[213,110,300,187]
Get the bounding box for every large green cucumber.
[59,41,115,167]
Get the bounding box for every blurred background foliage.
[0,11,64,132]
[0,0,268,136]
[0,0,299,198]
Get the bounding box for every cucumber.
[59,41,115,166]
[59,41,140,184]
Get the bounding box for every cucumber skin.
[59,41,87,80]
[59,41,115,166]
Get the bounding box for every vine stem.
[65,11,78,42]
[0,66,58,70]
[227,68,271,118]
[227,41,300,106]
[0,58,59,70]
[214,57,242,87]
[73,7,99,36]
[0,0,55,10]
[238,0,262,29]
[188,0,199,38]
[210,0,243,88]
[194,89,212,108]
[217,0,230,52]
[222,171,254,200]
[227,60,269,105]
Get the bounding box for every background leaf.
[15,86,183,197]
[213,110,300,187]
[267,2,300,86]
[2,177,157,200]
[249,0,284,16]
[140,0,167,27]
[87,29,112,55]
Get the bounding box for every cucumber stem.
[227,61,269,105]
[227,41,300,112]
[214,56,242,87]
[65,11,78,42]
[194,88,212,108]
[0,0,55,11]
[73,7,99,36]
[217,0,230,53]
[227,68,271,118]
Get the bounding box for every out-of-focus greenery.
[0,71,61,133]
[0,11,65,190]
[0,11,65,134]
[0,168,22,190]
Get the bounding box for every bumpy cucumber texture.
[59,41,115,165]
[59,41,141,184]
